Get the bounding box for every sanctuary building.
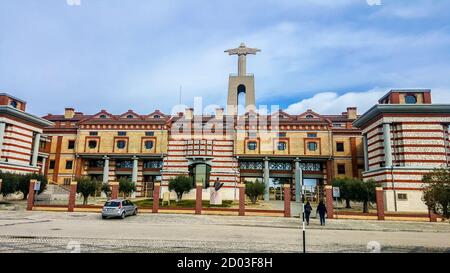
[1,43,447,212]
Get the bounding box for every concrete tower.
[225,43,260,115]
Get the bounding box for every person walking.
[304,201,312,225]
[316,200,327,226]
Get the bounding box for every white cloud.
[285,87,450,115]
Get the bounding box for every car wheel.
[102,215,107,219]
[120,211,125,219]
[133,208,137,216]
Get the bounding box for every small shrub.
[245,180,266,204]
[119,178,136,198]
[76,177,97,205]
[168,175,194,201]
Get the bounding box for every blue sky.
[1,0,450,117]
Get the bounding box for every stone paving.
[0,211,449,253]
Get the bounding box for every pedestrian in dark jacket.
[304,201,312,225]
[317,200,327,226]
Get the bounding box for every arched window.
[10,100,18,108]
[99,114,107,119]
[307,142,318,151]
[305,114,314,119]
[144,140,154,150]
[405,95,417,104]
[237,84,246,94]
[247,141,257,151]
[153,115,160,119]
[189,163,211,189]
[126,115,134,119]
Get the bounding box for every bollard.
[110,182,119,200]
[238,183,245,216]
[284,184,291,217]
[26,180,37,211]
[324,185,334,219]
[68,181,77,212]
[375,187,385,220]
[152,183,160,213]
[195,183,203,215]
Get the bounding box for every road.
[0,211,449,253]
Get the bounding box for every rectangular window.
[68,140,75,149]
[307,133,317,138]
[336,142,344,152]
[39,141,46,150]
[63,178,71,185]
[49,160,55,169]
[278,132,286,137]
[337,164,346,175]
[89,131,98,136]
[145,131,154,136]
[65,160,73,170]
[88,140,97,149]
[397,193,408,201]
[118,131,127,136]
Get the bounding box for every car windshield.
[104,201,121,207]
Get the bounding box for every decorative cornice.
[353,104,450,128]
[0,105,54,127]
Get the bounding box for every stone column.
[382,123,393,167]
[0,122,5,159]
[102,156,109,184]
[283,184,291,217]
[263,158,270,201]
[68,181,77,212]
[363,134,369,171]
[195,183,203,215]
[41,157,47,175]
[324,185,334,219]
[152,183,160,213]
[132,156,138,183]
[26,180,37,211]
[110,182,119,199]
[238,183,245,216]
[375,187,385,220]
[31,132,41,167]
[294,159,302,202]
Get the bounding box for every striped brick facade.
[354,89,450,212]
[0,94,53,175]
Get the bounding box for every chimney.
[64,108,75,119]
[346,107,357,120]
[185,108,193,120]
[215,107,224,120]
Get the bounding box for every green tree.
[332,177,355,208]
[422,168,450,219]
[0,172,19,197]
[76,177,97,205]
[0,172,47,199]
[245,180,266,204]
[101,182,111,197]
[351,179,377,213]
[17,173,48,200]
[119,178,136,198]
[168,175,194,201]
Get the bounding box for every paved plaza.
[0,211,449,253]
